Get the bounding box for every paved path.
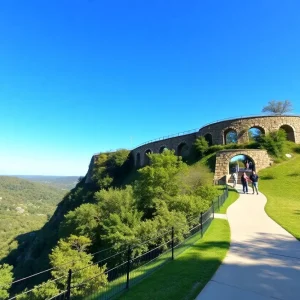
[196,184,300,300]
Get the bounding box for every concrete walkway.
[196,184,300,300]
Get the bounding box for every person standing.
[232,172,237,188]
[241,172,249,194]
[246,161,249,170]
[250,171,259,195]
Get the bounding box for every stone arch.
[204,133,213,146]
[144,149,152,165]
[136,153,141,168]
[159,146,168,153]
[229,154,255,174]
[214,149,271,184]
[248,125,265,141]
[280,124,295,142]
[177,142,189,157]
[224,128,238,144]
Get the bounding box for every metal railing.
[8,186,229,300]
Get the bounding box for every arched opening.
[248,126,265,141]
[204,133,213,146]
[177,142,189,158]
[229,154,255,174]
[224,128,238,144]
[280,124,295,142]
[159,146,168,153]
[136,153,141,168]
[144,149,152,165]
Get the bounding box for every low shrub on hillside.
[257,129,287,158]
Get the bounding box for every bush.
[257,129,287,158]
[194,137,209,158]
[292,144,300,154]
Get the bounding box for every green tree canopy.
[0,264,14,300]
[134,150,187,217]
[49,235,107,298]
[60,203,101,240]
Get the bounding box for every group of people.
[232,171,259,194]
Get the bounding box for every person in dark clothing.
[241,172,249,194]
[250,171,259,195]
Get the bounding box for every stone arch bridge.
[132,115,300,168]
[85,115,300,184]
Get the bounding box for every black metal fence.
[9,185,229,300]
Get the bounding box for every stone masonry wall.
[214,149,271,184]
[198,115,300,145]
[131,132,197,167]
[85,115,300,181]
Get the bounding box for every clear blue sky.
[1,0,300,176]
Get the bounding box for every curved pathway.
[196,184,300,300]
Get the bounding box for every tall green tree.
[0,264,13,300]
[49,235,107,298]
[262,100,293,115]
[134,150,187,217]
[60,203,101,240]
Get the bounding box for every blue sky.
[1,0,300,176]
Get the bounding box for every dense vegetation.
[3,128,299,299]
[4,149,218,299]
[118,219,230,300]
[0,177,67,261]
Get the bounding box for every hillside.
[259,154,300,240]
[6,133,300,299]
[15,175,80,190]
[0,176,67,261]
[6,150,216,286]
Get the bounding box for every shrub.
[194,137,209,158]
[257,129,287,158]
[292,144,300,154]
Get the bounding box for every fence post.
[200,212,203,237]
[171,226,174,260]
[218,196,220,210]
[212,201,214,219]
[66,269,72,300]
[126,246,131,289]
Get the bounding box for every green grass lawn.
[218,188,239,214]
[259,155,300,240]
[118,219,230,300]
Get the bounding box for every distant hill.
[14,175,80,190]
[0,176,67,260]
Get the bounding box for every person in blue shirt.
[250,171,259,195]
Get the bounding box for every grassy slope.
[0,176,67,260]
[259,154,300,240]
[119,219,230,300]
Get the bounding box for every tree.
[60,204,101,240]
[16,281,60,300]
[133,150,187,217]
[0,264,13,299]
[194,136,209,157]
[262,100,293,115]
[49,235,107,298]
